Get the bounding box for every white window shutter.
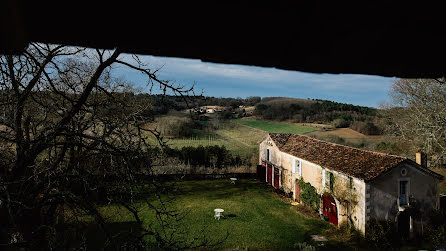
[299,161,302,176]
[292,159,296,173]
[322,169,326,187]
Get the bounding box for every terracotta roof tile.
[269,133,407,181]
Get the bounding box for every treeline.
[164,145,250,168]
[255,98,382,135]
[196,96,261,108]
[133,94,262,117]
[255,99,376,121]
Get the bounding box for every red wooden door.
[267,164,272,185]
[260,161,266,181]
[274,167,280,189]
[295,182,300,202]
[322,194,338,226]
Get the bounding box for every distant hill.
[253,97,381,135]
[260,97,316,108]
[137,94,382,135]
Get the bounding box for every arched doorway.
[322,193,338,226]
[295,181,300,203]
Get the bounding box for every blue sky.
[115,54,396,108]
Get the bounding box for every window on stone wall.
[399,180,408,206]
[323,170,333,191]
[329,172,334,192]
[293,159,302,176]
[266,149,270,161]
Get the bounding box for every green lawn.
[161,179,331,249]
[82,179,348,249]
[233,119,316,134]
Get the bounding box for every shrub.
[365,219,398,249]
[423,210,446,248]
[350,121,382,135]
[254,103,269,115]
[362,122,381,135]
[376,141,400,153]
[297,178,320,211]
[158,116,194,138]
[332,118,350,128]
[424,225,446,248]
[338,221,364,244]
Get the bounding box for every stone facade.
[367,161,440,234]
[259,135,367,232]
[259,134,441,235]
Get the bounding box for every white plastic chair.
[214,208,224,220]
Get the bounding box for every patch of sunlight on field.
[307,128,384,146]
[135,179,336,249]
[308,128,378,139]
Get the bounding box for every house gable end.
[260,135,280,150]
[367,160,444,183]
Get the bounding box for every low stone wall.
[151,173,257,181]
[151,164,256,175]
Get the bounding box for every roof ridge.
[265,132,418,181]
[268,132,291,148]
[282,133,292,148]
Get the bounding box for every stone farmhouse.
[258,133,443,235]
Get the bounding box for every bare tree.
[383,78,446,168]
[0,44,216,249]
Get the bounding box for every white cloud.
[112,53,395,107]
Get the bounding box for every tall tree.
[384,78,446,167]
[0,44,212,249]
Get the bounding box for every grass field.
[84,179,350,250]
[306,128,388,153]
[146,118,316,159]
[145,118,318,160]
[233,119,316,134]
[307,128,383,144]
[144,120,268,159]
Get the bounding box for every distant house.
[206,108,215,113]
[259,133,443,235]
[190,107,206,114]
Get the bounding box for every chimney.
[416,149,427,168]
